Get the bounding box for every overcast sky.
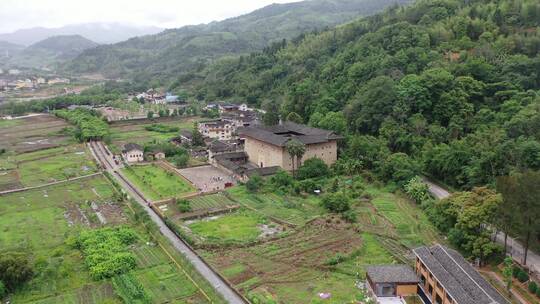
[0,0,300,33]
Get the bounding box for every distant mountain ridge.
[1,35,99,69]
[0,23,163,46]
[66,0,411,78]
[25,35,99,58]
[0,40,24,57]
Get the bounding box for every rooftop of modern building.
[366,265,419,284]
[413,244,509,304]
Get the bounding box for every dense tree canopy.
[192,0,540,189]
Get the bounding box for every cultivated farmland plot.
[108,116,199,154]
[0,175,222,304]
[0,144,98,191]
[194,182,443,303]
[0,115,72,153]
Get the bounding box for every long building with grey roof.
[413,244,510,304]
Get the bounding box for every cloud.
[0,0,299,33]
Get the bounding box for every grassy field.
[188,210,266,244]
[0,144,98,191]
[1,176,120,303]
[121,164,196,201]
[108,116,199,153]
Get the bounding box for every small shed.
[147,150,166,160]
[122,143,144,163]
[366,265,419,298]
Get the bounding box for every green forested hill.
[65,0,410,78]
[195,0,540,189]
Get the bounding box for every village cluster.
[122,101,341,183]
[0,68,71,91]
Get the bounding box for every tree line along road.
[423,177,540,276]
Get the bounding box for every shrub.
[404,176,432,204]
[321,192,351,213]
[512,265,521,278]
[297,158,329,180]
[144,124,179,133]
[298,179,321,193]
[517,269,529,283]
[177,199,192,212]
[170,154,189,168]
[269,170,295,190]
[74,227,138,280]
[0,252,34,290]
[341,210,357,223]
[325,253,345,266]
[246,175,264,192]
[536,286,540,297]
[528,281,538,293]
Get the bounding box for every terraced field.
[190,193,237,211]
[201,217,370,303]
[227,186,325,226]
[365,185,443,247]
[196,182,443,303]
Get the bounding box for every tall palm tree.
[285,139,306,177]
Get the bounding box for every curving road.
[88,141,246,304]
[423,177,540,275]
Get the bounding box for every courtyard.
[179,165,236,192]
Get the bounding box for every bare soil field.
[0,114,71,153]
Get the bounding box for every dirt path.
[479,270,526,304]
[0,172,102,195]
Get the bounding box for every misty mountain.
[3,35,99,69]
[66,0,411,79]
[0,23,163,46]
[0,40,24,57]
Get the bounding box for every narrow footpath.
[88,141,246,304]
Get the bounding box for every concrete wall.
[244,137,286,169]
[396,284,418,296]
[244,136,338,171]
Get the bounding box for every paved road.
[89,142,246,304]
[422,177,451,199]
[423,177,540,276]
